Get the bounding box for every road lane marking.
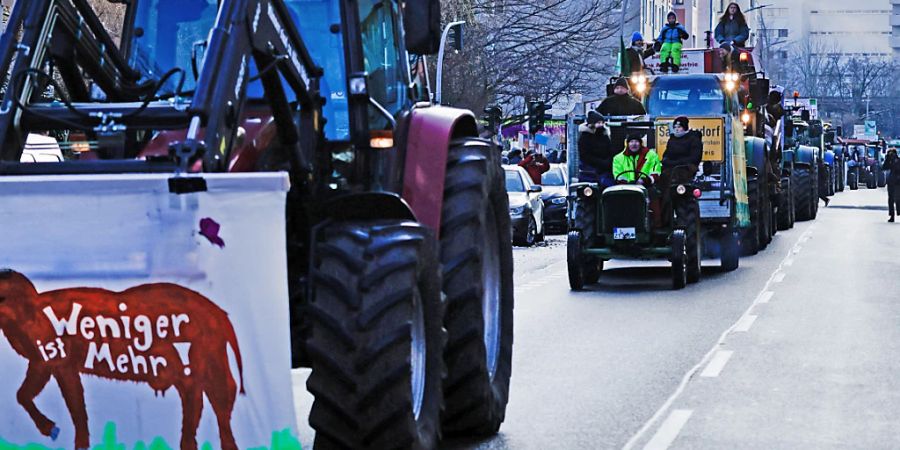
[773,272,786,283]
[643,409,693,450]
[784,257,794,266]
[700,350,734,377]
[755,291,774,304]
[622,221,813,450]
[734,315,757,332]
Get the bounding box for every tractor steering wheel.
[614,169,654,185]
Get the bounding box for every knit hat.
[667,11,677,20]
[587,110,605,125]
[631,31,644,44]
[673,116,689,130]
[626,134,643,144]
[614,77,630,89]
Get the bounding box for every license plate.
[613,227,636,240]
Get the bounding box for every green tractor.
[567,120,702,290]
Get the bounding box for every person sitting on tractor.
[613,134,661,186]
[578,111,615,187]
[660,116,703,224]
[519,149,550,185]
[656,12,690,74]
[597,78,647,153]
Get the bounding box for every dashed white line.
[734,315,758,332]
[700,350,734,377]
[784,257,794,267]
[773,272,786,283]
[643,409,694,450]
[622,222,813,450]
[755,291,774,304]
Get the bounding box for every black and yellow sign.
[655,117,726,161]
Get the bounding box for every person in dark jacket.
[597,77,647,153]
[519,150,550,185]
[626,32,655,77]
[577,111,615,188]
[659,116,703,226]
[882,148,900,222]
[656,12,690,73]
[662,116,703,171]
[715,3,750,50]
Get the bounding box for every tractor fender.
[318,192,417,223]
[402,105,479,232]
[823,149,835,166]
[796,145,817,165]
[744,137,767,172]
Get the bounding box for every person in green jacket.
[613,134,661,185]
[656,11,690,73]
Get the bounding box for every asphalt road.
[293,187,900,449]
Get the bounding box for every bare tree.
[438,0,626,115]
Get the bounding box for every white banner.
[645,50,706,74]
[0,173,298,450]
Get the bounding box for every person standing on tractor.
[656,12,690,74]
[715,3,750,65]
[578,111,615,188]
[519,149,550,184]
[626,32,656,77]
[883,147,900,222]
[613,134,661,185]
[597,77,647,153]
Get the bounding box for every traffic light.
[448,24,464,52]
[482,106,502,135]
[528,101,550,135]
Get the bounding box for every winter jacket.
[596,93,647,117]
[519,153,550,185]
[577,123,614,176]
[626,45,655,74]
[613,147,661,183]
[662,130,703,169]
[883,152,900,185]
[657,23,689,44]
[715,18,750,46]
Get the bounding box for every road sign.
[655,117,726,161]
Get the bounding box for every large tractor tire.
[849,168,859,190]
[837,162,845,192]
[307,221,445,449]
[440,138,514,436]
[810,166,819,219]
[878,168,887,187]
[825,166,834,196]
[671,229,688,290]
[720,227,740,272]
[794,167,814,221]
[567,198,603,290]
[867,170,877,189]
[777,177,794,231]
[743,179,761,255]
[676,200,702,283]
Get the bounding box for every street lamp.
[435,21,466,105]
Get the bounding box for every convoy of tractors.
[567,46,869,291]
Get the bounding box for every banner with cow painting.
[0,173,298,450]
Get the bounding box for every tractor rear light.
[739,52,748,62]
[676,184,687,195]
[583,186,594,197]
[369,130,394,149]
[693,189,702,198]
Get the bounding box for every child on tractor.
[656,12,690,73]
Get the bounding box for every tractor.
[0,0,513,447]
[567,119,702,290]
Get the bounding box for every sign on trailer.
[655,117,726,161]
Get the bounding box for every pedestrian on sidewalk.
[818,158,830,207]
[656,12,690,73]
[882,147,900,222]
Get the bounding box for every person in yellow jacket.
[613,134,661,185]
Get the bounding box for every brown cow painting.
[0,269,245,450]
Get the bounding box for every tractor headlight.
[741,111,751,124]
[582,186,594,197]
[725,80,736,91]
[676,184,687,195]
[551,197,567,205]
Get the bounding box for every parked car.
[540,163,569,233]
[505,165,545,246]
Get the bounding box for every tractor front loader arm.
[182,0,323,174]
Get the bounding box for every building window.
[778,29,788,38]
